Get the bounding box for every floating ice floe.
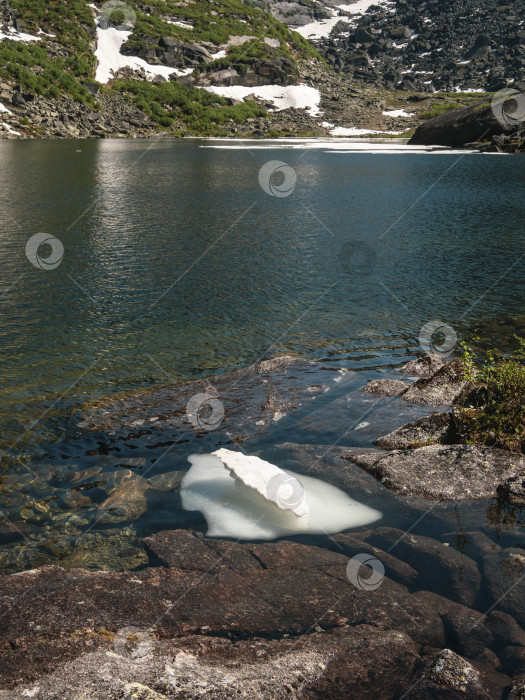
[180,450,382,540]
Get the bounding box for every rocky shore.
[0,355,524,698]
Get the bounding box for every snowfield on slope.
[202,84,321,115]
[94,24,193,83]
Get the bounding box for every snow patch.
[382,109,415,117]
[0,26,40,42]
[2,121,20,136]
[330,126,405,135]
[94,24,192,84]
[166,20,194,30]
[294,15,344,40]
[0,103,13,115]
[202,84,321,116]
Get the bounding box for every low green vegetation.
[457,337,525,453]
[418,91,491,120]
[114,79,266,135]
[2,0,97,104]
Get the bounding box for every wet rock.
[374,412,451,450]
[481,548,525,628]
[345,444,524,500]
[362,378,409,397]
[367,527,481,607]
[401,359,470,406]
[510,675,525,700]
[486,611,525,647]
[425,649,484,694]
[400,355,445,379]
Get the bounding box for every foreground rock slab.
[345,444,525,500]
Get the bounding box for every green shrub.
[457,337,525,452]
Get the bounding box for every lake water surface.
[0,139,524,573]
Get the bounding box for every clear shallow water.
[0,139,524,572]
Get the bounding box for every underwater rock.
[98,474,149,524]
[345,444,524,500]
[482,549,525,629]
[367,527,481,608]
[180,453,381,539]
[147,471,185,492]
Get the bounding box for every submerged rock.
[345,444,524,500]
[482,549,525,629]
[98,474,149,524]
[374,412,451,450]
[367,527,481,608]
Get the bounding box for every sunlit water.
[0,139,524,574]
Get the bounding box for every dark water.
[0,139,524,573]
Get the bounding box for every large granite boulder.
[345,444,525,500]
[409,100,511,147]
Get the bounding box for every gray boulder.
[409,100,510,147]
[401,358,470,406]
[374,412,451,450]
[362,378,409,397]
[345,444,525,500]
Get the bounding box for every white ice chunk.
[180,452,382,540]
[212,448,309,517]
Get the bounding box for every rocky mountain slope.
[0,0,522,140]
[313,0,525,93]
